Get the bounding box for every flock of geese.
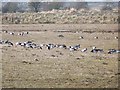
[1,30,119,54]
[2,30,29,36]
[2,30,119,40]
[0,39,120,54]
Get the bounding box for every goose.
[92,46,96,49]
[46,44,55,50]
[26,32,29,34]
[0,40,5,44]
[21,32,24,36]
[69,46,77,51]
[57,44,67,49]
[21,43,26,47]
[108,49,120,54]
[26,41,33,44]
[7,41,14,46]
[18,32,24,36]
[15,42,21,46]
[3,30,8,33]
[108,49,116,54]
[47,45,51,50]
[79,36,84,39]
[74,44,80,50]
[91,47,103,53]
[25,44,33,48]
[9,32,14,35]
[81,48,87,52]
[0,40,2,44]
[31,43,37,48]
[4,40,9,44]
[94,36,98,39]
[115,37,118,39]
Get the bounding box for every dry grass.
[1,24,119,88]
[2,9,119,24]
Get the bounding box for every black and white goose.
[69,46,77,51]
[81,48,87,52]
[74,44,80,50]
[57,44,67,49]
[91,46,103,53]
[9,32,14,35]
[108,49,120,54]
[79,36,84,39]
[47,44,55,50]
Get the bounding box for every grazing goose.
[79,36,84,39]
[47,44,55,50]
[114,37,118,39]
[18,32,24,36]
[4,40,9,44]
[9,32,14,35]
[0,40,3,44]
[81,48,87,52]
[69,46,77,51]
[94,37,98,39]
[91,47,103,53]
[108,49,120,54]
[108,49,116,54]
[25,44,33,48]
[21,42,26,47]
[74,44,80,50]
[68,44,80,51]
[3,40,13,46]
[31,43,37,48]
[27,41,33,44]
[15,42,21,46]
[8,42,14,46]
[0,40,5,44]
[57,44,67,49]
[26,32,29,34]
[3,30,8,33]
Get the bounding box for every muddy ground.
[1,24,119,88]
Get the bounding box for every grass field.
[1,24,119,88]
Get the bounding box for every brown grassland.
[0,24,119,88]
